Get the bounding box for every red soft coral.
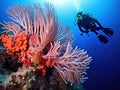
[23,58,31,67]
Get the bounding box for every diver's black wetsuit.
[77,14,103,35]
[76,13,113,43]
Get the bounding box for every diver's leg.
[95,26,114,36]
[102,28,114,36]
[92,27,104,31]
[92,31,99,35]
[93,31,108,44]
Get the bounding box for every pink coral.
[43,42,92,84]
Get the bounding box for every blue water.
[0,0,120,90]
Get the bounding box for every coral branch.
[43,41,61,59]
[7,5,32,34]
[53,42,92,84]
[55,25,74,45]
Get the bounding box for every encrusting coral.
[0,3,92,90]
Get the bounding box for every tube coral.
[0,3,92,89]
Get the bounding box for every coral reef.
[0,3,92,90]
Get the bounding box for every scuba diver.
[75,12,114,43]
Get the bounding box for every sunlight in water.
[47,0,67,6]
[74,0,80,11]
[36,0,80,11]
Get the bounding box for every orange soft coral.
[0,33,28,53]
[13,33,28,52]
[0,34,13,51]
[0,33,28,65]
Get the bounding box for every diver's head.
[77,11,83,16]
[76,11,83,21]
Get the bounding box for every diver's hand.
[87,33,89,36]
[86,30,89,35]
[80,32,89,36]
[81,33,83,36]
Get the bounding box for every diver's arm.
[78,26,89,35]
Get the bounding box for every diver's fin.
[102,28,114,36]
[98,34,108,44]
